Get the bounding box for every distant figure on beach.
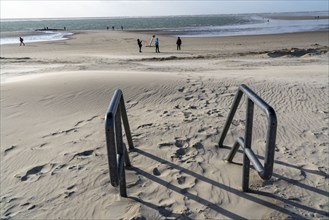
[149,35,156,46]
[19,37,25,46]
[107,26,109,30]
[112,26,114,30]
[155,37,160,53]
[121,26,123,30]
[64,27,66,30]
[137,39,142,53]
[176,37,182,50]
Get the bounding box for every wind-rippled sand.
[1,30,328,219]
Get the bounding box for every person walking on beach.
[137,39,143,53]
[176,37,182,50]
[19,37,25,46]
[155,37,160,53]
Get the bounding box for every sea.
[1,11,328,45]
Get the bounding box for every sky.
[1,0,328,19]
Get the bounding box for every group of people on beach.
[107,26,124,30]
[137,36,182,53]
[18,33,182,52]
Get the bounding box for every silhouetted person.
[19,37,25,46]
[112,26,114,30]
[137,39,142,53]
[176,37,182,50]
[64,27,66,30]
[121,26,123,30]
[155,37,160,53]
[107,26,109,30]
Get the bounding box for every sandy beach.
[1,29,328,219]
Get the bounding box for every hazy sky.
[1,0,328,19]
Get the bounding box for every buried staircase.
[104,84,277,197]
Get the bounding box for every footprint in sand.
[158,142,174,149]
[175,148,186,158]
[192,142,204,151]
[31,143,49,150]
[177,176,186,184]
[18,163,56,182]
[137,123,154,129]
[126,100,139,109]
[187,105,197,110]
[206,109,222,117]
[183,112,192,119]
[185,96,194,101]
[64,191,75,199]
[175,138,189,148]
[174,104,180,109]
[153,168,161,176]
[74,115,100,127]
[42,128,77,138]
[51,164,67,175]
[71,150,94,160]
[160,110,171,117]
[232,119,244,126]
[198,128,205,133]
[4,145,16,155]
[178,86,185,92]
[158,198,176,207]
[176,175,196,188]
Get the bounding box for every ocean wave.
[0,31,73,45]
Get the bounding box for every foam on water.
[176,18,329,37]
[0,31,73,45]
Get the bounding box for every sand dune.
[1,30,328,219]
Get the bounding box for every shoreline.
[1,28,328,46]
[1,13,328,45]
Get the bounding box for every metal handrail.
[218,84,277,192]
[105,89,134,197]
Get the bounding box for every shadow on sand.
[126,147,328,219]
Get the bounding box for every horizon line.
[1,10,328,21]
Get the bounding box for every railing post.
[105,115,119,187]
[119,163,127,197]
[227,140,240,162]
[115,105,123,158]
[105,89,134,197]
[227,137,244,162]
[120,96,134,150]
[115,104,128,197]
[263,109,277,179]
[218,90,243,147]
[242,98,254,192]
